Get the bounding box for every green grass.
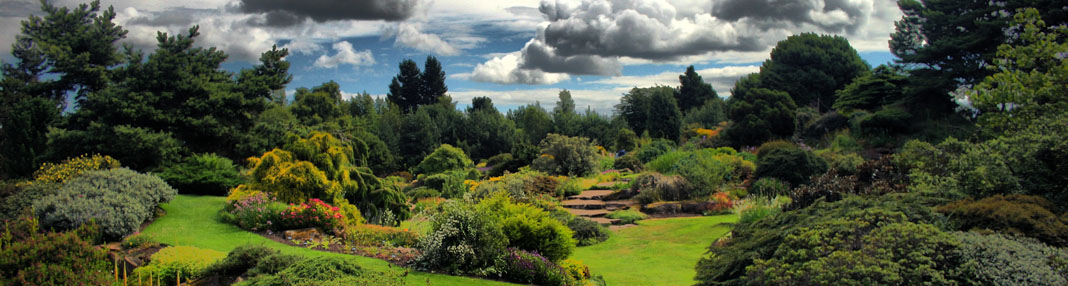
[140,195,513,286]
[572,215,737,286]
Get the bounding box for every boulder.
[283,227,323,242]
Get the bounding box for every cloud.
[235,0,420,25]
[383,23,460,56]
[466,53,571,85]
[520,39,622,75]
[711,0,871,34]
[314,41,375,69]
[592,65,759,95]
[450,87,627,114]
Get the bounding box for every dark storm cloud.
[520,39,622,76]
[125,8,214,27]
[236,0,419,26]
[0,0,43,17]
[712,0,869,33]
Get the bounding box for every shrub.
[346,224,420,247]
[606,210,647,224]
[486,153,514,168]
[560,259,592,284]
[635,139,676,163]
[133,246,226,286]
[748,177,790,197]
[955,232,1068,285]
[937,195,1068,247]
[478,195,576,262]
[645,151,689,173]
[860,107,912,135]
[820,151,864,175]
[755,142,828,187]
[244,256,403,286]
[278,199,347,234]
[613,154,642,171]
[415,201,507,275]
[226,192,284,231]
[421,170,469,199]
[497,248,580,286]
[531,134,600,177]
[407,187,441,200]
[203,245,279,278]
[567,217,610,246]
[34,168,176,240]
[629,173,693,204]
[735,196,786,224]
[412,144,475,175]
[26,153,120,186]
[0,217,114,285]
[0,182,60,221]
[156,153,243,195]
[556,178,584,197]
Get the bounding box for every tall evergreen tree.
[387,59,422,113]
[676,65,718,112]
[758,33,869,112]
[421,56,447,100]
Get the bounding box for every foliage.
[556,178,585,197]
[157,153,242,195]
[612,154,642,172]
[567,217,610,246]
[415,201,507,275]
[754,142,827,187]
[615,128,639,152]
[819,151,864,176]
[34,168,176,240]
[509,104,554,146]
[954,232,1068,286]
[676,65,720,112]
[413,144,474,175]
[0,97,60,179]
[0,217,114,285]
[133,246,226,286]
[616,86,683,141]
[833,65,907,112]
[345,223,420,248]
[787,156,911,211]
[26,153,120,186]
[278,198,348,234]
[388,57,447,113]
[725,86,798,147]
[606,210,647,225]
[531,134,600,177]
[683,96,728,130]
[634,139,676,163]
[497,248,580,286]
[244,256,403,286]
[748,177,790,198]
[225,191,286,232]
[461,104,520,161]
[0,183,60,221]
[859,106,913,135]
[420,169,474,199]
[629,173,693,204]
[478,194,576,262]
[757,33,870,111]
[202,245,280,278]
[937,195,1068,247]
[735,196,787,225]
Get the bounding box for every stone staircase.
[562,182,637,225]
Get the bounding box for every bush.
[486,153,514,168]
[278,198,348,234]
[26,153,121,186]
[748,177,790,197]
[531,134,600,176]
[613,154,642,171]
[606,210,647,224]
[635,139,676,163]
[567,217,610,246]
[478,195,576,262]
[34,168,176,240]
[407,187,441,200]
[560,259,592,284]
[156,153,243,195]
[735,196,786,225]
[627,173,693,204]
[203,245,279,278]
[346,224,420,247]
[820,151,864,175]
[937,195,1068,247]
[421,170,470,199]
[0,182,60,221]
[754,142,827,186]
[0,217,114,285]
[859,107,912,135]
[133,246,226,286]
[415,201,507,275]
[498,248,580,286]
[225,192,284,231]
[244,256,403,286]
[412,144,475,175]
[556,178,584,197]
[955,232,1068,285]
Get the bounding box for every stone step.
[561,199,605,209]
[588,217,620,225]
[604,200,637,209]
[565,208,610,217]
[567,190,614,200]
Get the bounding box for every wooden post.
[123,263,128,286]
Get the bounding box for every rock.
[283,227,323,242]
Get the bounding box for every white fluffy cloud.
[313,41,375,69]
[465,53,571,85]
[384,23,460,56]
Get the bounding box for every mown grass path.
[571,215,737,286]
[140,195,513,286]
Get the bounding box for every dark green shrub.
[955,232,1068,285]
[408,187,442,199]
[787,156,909,210]
[802,111,849,139]
[0,182,60,221]
[531,134,600,177]
[34,168,177,240]
[245,256,403,286]
[860,107,912,135]
[635,139,676,163]
[203,245,279,277]
[612,154,642,171]
[479,195,575,262]
[0,217,113,285]
[606,210,647,224]
[567,217,610,246]
[486,153,514,167]
[628,173,693,204]
[498,248,580,286]
[820,152,863,175]
[421,170,468,198]
[412,144,474,175]
[416,201,507,275]
[937,195,1068,247]
[748,177,790,197]
[157,153,243,195]
[556,178,584,197]
[754,142,827,187]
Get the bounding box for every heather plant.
[132,246,226,286]
[34,168,176,240]
[157,153,243,195]
[497,248,580,286]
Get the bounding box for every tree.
[399,109,440,168]
[462,102,519,161]
[236,45,292,105]
[725,83,797,147]
[0,97,59,177]
[616,86,682,141]
[759,33,869,112]
[676,65,719,112]
[387,59,422,113]
[291,83,343,126]
[412,144,474,175]
[531,134,599,177]
[552,90,580,136]
[468,96,496,113]
[421,56,448,99]
[508,104,553,146]
[833,65,908,112]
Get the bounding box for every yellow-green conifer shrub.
[24,154,120,186]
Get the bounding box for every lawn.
[140,195,513,286]
[572,215,737,286]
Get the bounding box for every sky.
[0,0,903,114]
